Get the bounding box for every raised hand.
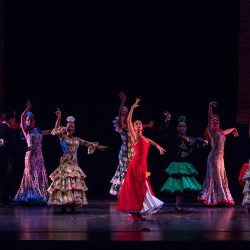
[55,107,62,117]
[97,145,108,151]
[163,110,171,122]
[232,128,239,137]
[119,91,126,102]
[26,99,32,110]
[209,101,217,108]
[132,98,140,109]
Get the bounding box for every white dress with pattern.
[15,128,49,204]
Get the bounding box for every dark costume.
[160,121,205,195]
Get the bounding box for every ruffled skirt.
[47,163,88,207]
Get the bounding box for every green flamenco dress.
[161,161,202,194]
[160,136,204,195]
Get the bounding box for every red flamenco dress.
[116,135,163,214]
[239,163,248,187]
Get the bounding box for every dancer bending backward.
[48,108,107,213]
[110,91,154,196]
[198,101,238,206]
[15,99,51,205]
[116,98,165,221]
[160,112,208,212]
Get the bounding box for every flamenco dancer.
[116,98,165,221]
[160,111,208,212]
[198,101,238,206]
[48,108,107,213]
[110,91,153,196]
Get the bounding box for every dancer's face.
[211,117,220,130]
[177,121,187,135]
[26,116,35,128]
[66,122,75,135]
[133,120,143,135]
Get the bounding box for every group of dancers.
[109,92,242,221]
[0,99,107,213]
[0,92,249,221]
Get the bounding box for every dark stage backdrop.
[4,1,245,201]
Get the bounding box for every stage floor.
[1,200,250,249]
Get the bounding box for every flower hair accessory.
[26,111,34,117]
[178,115,186,122]
[66,116,75,123]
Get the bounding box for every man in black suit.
[0,109,20,206]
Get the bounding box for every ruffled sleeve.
[189,136,207,151]
[76,137,99,154]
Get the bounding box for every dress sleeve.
[76,137,99,154]
[189,136,206,150]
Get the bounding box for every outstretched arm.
[118,91,127,129]
[127,98,140,145]
[223,128,239,137]
[41,130,52,136]
[20,99,32,140]
[147,138,166,155]
[142,120,154,129]
[77,137,107,154]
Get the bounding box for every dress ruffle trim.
[160,176,202,194]
[164,162,199,176]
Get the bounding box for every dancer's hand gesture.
[232,128,239,137]
[119,91,126,102]
[209,101,217,108]
[132,98,140,109]
[157,145,166,155]
[55,107,62,117]
[26,99,32,110]
[163,110,171,122]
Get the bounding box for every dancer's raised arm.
[54,107,62,130]
[127,98,140,145]
[20,99,32,139]
[208,101,217,132]
[118,91,127,129]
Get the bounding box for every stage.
[1,200,250,249]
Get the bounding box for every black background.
[4,0,248,201]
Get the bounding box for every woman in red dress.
[116,98,166,221]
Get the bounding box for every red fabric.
[116,135,151,212]
[10,122,20,129]
[239,163,248,187]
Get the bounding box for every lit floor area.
[1,200,250,249]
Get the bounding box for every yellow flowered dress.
[48,127,99,207]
